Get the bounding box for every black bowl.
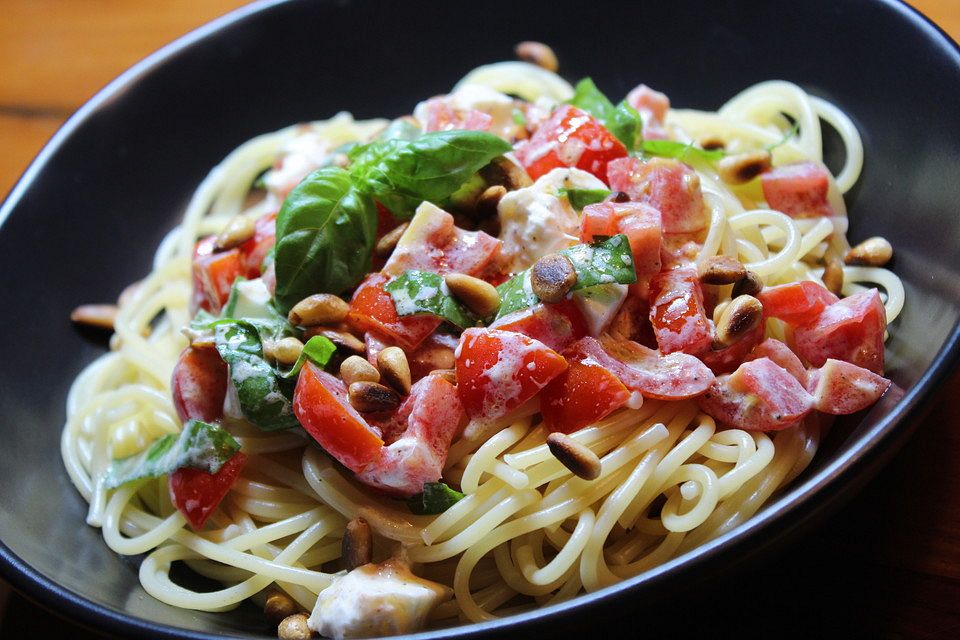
[2,0,959,638]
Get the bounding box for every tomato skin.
[581,201,663,297]
[745,338,807,384]
[347,273,441,351]
[169,452,247,529]
[422,97,493,132]
[489,300,587,353]
[606,157,707,233]
[761,162,834,218]
[648,267,712,355]
[807,358,891,415]
[172,346,228,424]
[192,237,244,313]
[699,323,764,375]
[515,105,628,181]
[794,289,887,374]
[293,362,385,473]
[757,281,839,326]
[540,358,631,434]
[455,328,568,421]
[239,212,277,278]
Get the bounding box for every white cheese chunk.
[224,277,273,322]
[573,283,628,336]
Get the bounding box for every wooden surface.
[1,1,958,638]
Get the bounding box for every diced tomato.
[382,202,501,277]
[489,300,587,353]
[455,328,568,421]
[806,358,891,415]
[698,357,814,431]
[699,323,764,375]
[239,212,277,278]
[422,97,494,133]
[293,363,385,473]
[356,374,464,497]
[757,281,839,326]
[191,237,244,313]
[169,452,247,529]
[369,332,459,382]
[745,338,807,384]
[607,157,707,233]
[515,105,628,181]
[172,346,228,424]
[540,356,631,434]
[571,336,714,401]
[347,273,441,351]
[794,289,887,373]
[761,162,834,218]
[608,296,659,349]
[648,267,712,355]
[580,203,619,241]
[581,201,662,297]
[626,84,670,125]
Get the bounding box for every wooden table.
[1,1,958,638]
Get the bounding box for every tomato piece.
[698,357,814,431]
[347,273,441,351]
[606,157,707,233]
[579,203,619,241]
[571,336,714,401]
[761,162,834,218]
[169,452,247,529]
[794,289,887,374]
[191,236,244,313]
[515,105,628,181]
[382,202,501,277]
[238,211,277,278]
[540,356,631,434]
[293,362,385,473]
[756,281,839,326]
[490,300,587,353]
[422,97,494,133]
[581,201,662,298]
[648,267,713,355]
[699,323,764,375]
[172,346,228,424]
[455,328,568,421]
[806,358,891,415]
[626,84,670,127]
[365,332,459,383]
[745,338,807,384]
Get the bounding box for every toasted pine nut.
[264,590,299,623]
[698,135,726,151]
[712,300,730,326]
[70,304,118,330]
[546,432,601,480]
[612,191,631,203]
[731,270,764,298]
[288,294,350,327]
[266,337,304,365]
[377,347,412,395]
[822,257,844,295]
[277,613,312,640]
[845,236,892,267]
[306,328,365,356]
[717,151,772,185]
[375,223,409,258]
[476,185,507,218]
[215,215,255,251]
[444,273,501,317]
[348,381,401,412]
[531,253,577,303]
[340,355,380,386]
[698,255,747,285]
[515,41,559,72]
[342,517,373,570]
[715,295,763,347]
[480,156,533,190]
[430,368,457,384]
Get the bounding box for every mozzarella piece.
[225,277,273,321]
[573,284,628,336]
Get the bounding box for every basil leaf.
[512,108,527,126]
[569,77,616,118]
[560,187,612,210]
[273,167,377,314]
[349,130,512,220]
[642,139,725,162]
[568,78,642,152]
[106,420,240,489]
[385,270,477,329]
[407,481,466,515]
[378,118,422,142]
[215,321,300,431]
[277,335,337,379]
[494,235,637,320]
[765,121,801,152]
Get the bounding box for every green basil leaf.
[568,78,642,152]
[273,167,377,314]
[641,139,725,162]
[215,321,300,431]
[560,187,612,210]
[277,335,337,379]
[407,481,466,515]
[495,270,538,320]
[106,420,241,489]
[569,77,616,118]
[512,108,527,126]
[385,270,477,329]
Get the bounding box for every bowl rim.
[2,0,959,638]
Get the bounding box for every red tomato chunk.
[607,157,707,233]
[540,356,631,434]
[648,267,713,355]
[581,200,662,297]
[172,346,228,424]
[347,273,441,351]
[169,452,247,529]
[489,300,587,353]
[757,281,838,327]
[761,162,834,218]
[794,288,887,374]
[807,358,891,415]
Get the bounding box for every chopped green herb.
[765,121,801,152]
[407,482,466,515]
[512,108,528,126]
[641,139,725,162]
[568,78,643,152]
[385,270,477,329]
[560,187,612,210]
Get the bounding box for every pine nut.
[480,156,533,190]
[375,223,409,258]
[277,613,312,640]
[476,185,507,218]
[845,236,892,267]
[444,273,501,317]
[288,294,350,327]
[215,215,255,251]
[70,304,118,330]
[306,328,365,356]
[612,191,631,203]
[731,270,764,297]
[265,337,304,365]
[712,300,730,326]
[698,135,726,151]
[342,517,373,570]
[340,355,380,386]
[348,381,401,412]
[430,369,457,384]
[822,257,844,295]
[515,41,559,72]
[264,590,299,623]
[715,295,763,347]
[377,347,412,395]
[698,255,747,285]
[531,253,577,303]
[546,432,601,480]
[717,151,772,185]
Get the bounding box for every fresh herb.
[765,121,801,152]
[105,420,240,489]
[560,187,612,210]
[276,335,337,379]
[568,78,643,152]
[407,481,466,515]
[641,139,725,162]
[494,235,638,320]
[385,270,477,328]
[512,108,527,126]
